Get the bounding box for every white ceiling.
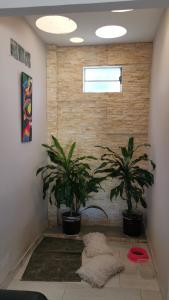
[0,0,168,15]
[25,8,163,46]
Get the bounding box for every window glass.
[85,67,121,81]
[84,81,121,93]
[83,66,122,93]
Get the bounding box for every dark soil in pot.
[62,212,81,235]
[122,210,144,237]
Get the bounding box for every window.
[83,66,122,93]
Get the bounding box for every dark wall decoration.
[10,39,31,68]
[21,72,32,143]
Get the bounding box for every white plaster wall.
[148,9,169,300]
[0,17,47,285]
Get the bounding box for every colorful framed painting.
[21,72,32,142]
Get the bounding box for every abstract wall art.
[10,39,19,60]
[10,39,31,68]
[21,72,32,143]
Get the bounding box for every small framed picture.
[18,45,25,63]
[10,39,19,60]
[25,52,31,68]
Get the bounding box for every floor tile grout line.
[61,289,66,300]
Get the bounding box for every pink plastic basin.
[128,247,149,262]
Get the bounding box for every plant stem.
[125,186,132,213]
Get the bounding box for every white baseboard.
[0,234,43,289]
[146,231,164,299]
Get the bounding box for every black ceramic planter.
[62,212,81,235]
[123,211,143,237]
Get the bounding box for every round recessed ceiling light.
[96,25,127,39]
[112,9,134,12]
[36,16,77,34]
[70,37,84,43]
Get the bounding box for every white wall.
[0,17,47,285]
[148,8,169,300]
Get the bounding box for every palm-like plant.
[95,137,155,214]
[36,136,105,216]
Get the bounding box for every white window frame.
[83,66,122,93]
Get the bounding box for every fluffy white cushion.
[76,254,124,288]
[83,232,113,257]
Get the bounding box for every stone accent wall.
[47,45,58,139]
[47,43,152,227]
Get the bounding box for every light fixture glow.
[36,16,77,34]
[96,25,127,39]
[70,37,84,43]
[112,9,134,12]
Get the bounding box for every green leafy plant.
[36,136,106,216]
[95,137,155,214]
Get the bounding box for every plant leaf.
[128,136,134,158]
[120,147,128,159]
[51,136,67,161]
[67,142,76,165]
[140,197,147,208]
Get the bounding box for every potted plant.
[36,136,106,235]
[95,137,155,236]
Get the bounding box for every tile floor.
[8,235,163,300]
[44,225,147,242]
